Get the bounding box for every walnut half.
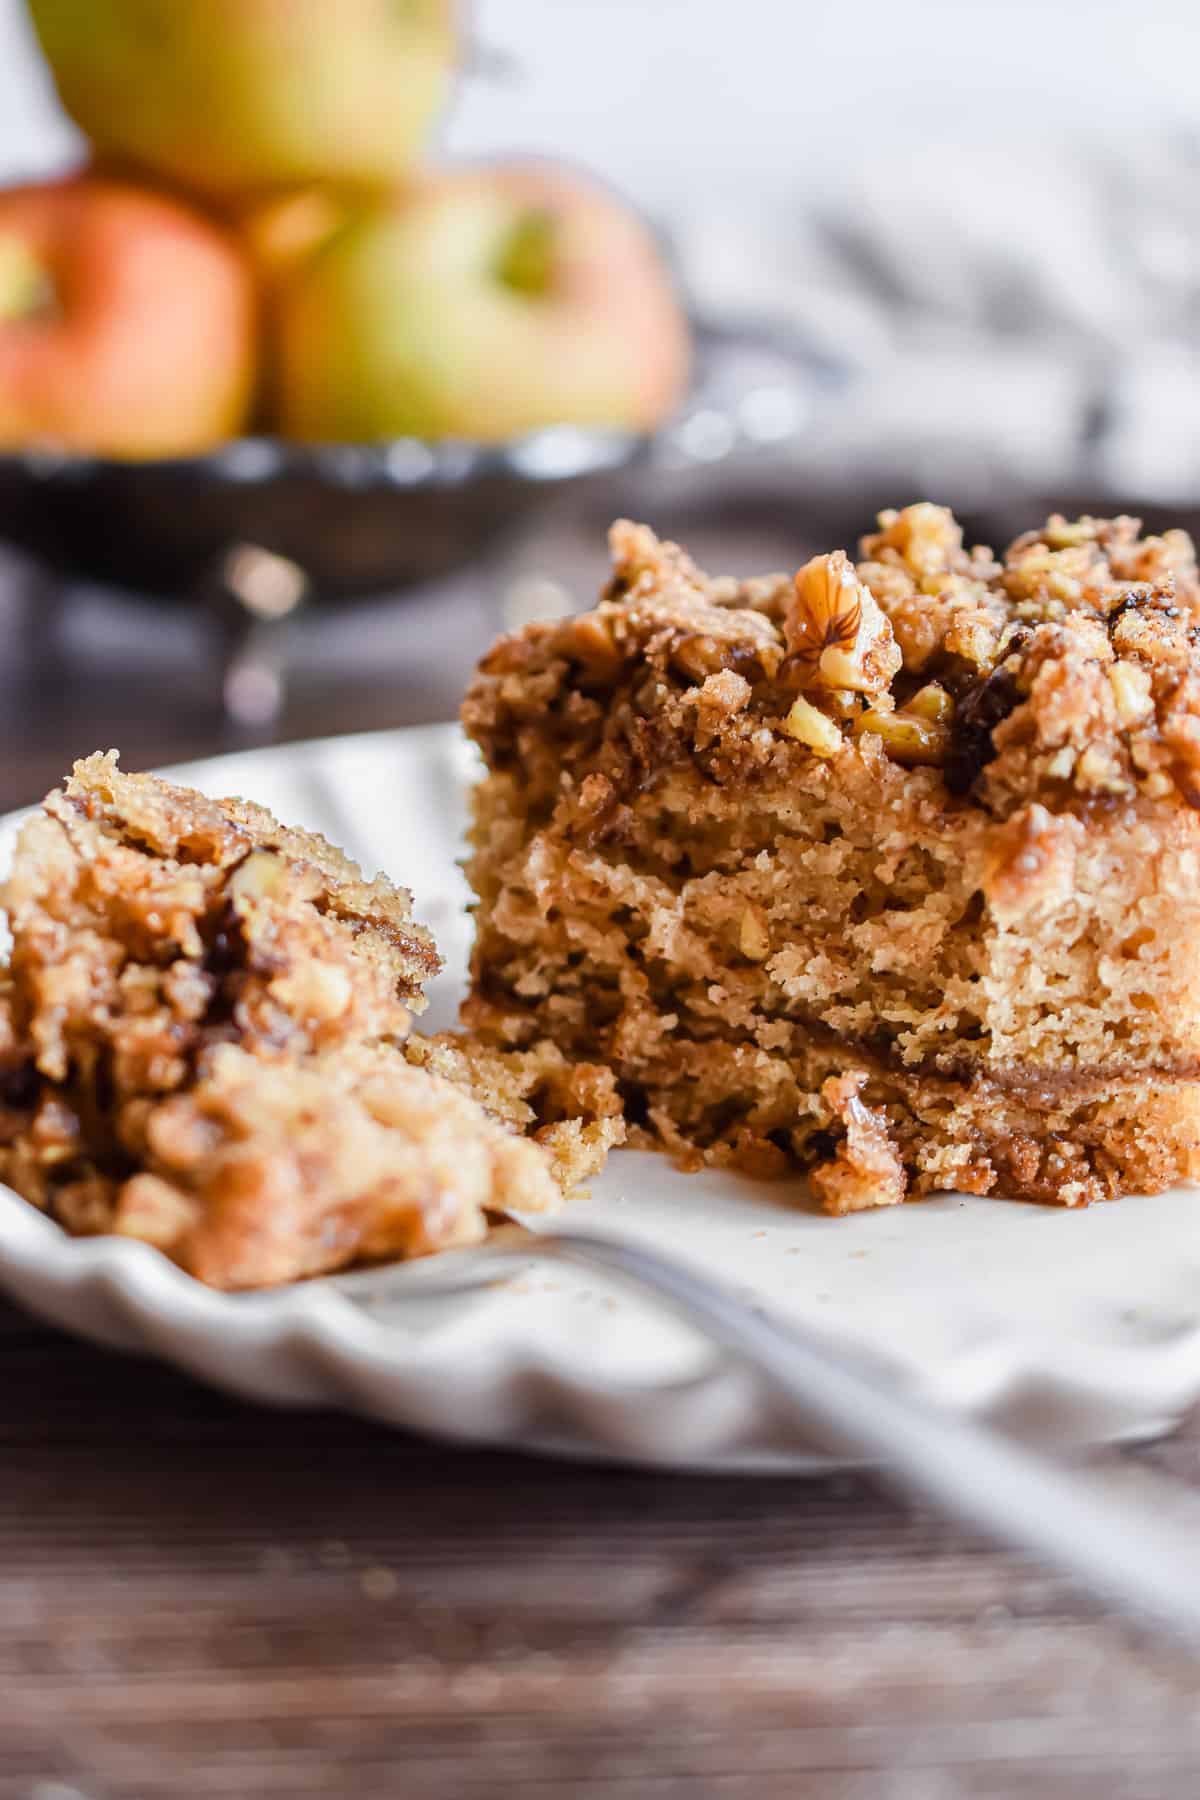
[785,551,902,695]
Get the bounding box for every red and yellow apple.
[28,0,460,204]
[270,162,691,442]
[0,175,256,458]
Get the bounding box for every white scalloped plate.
[1,724,1199,1469]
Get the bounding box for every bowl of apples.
[0,0,825,684]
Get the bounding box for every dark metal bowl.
[0,426,645,603]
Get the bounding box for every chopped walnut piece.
[1107,661,1154,727]
[228,848,310,905]
[1003,540,1094,607]
[563,613,623,675]
[856,707,948,766]
[270,958,355,1024]
[906,682,954,724]
[861,502,967,589]
[1074,744,1134,797]
[824,687,865,722]
[738,905,771,962]
[786,551,901,695]
[667,605,783,683]
[811,1073,906,1216]
[780,694,843,756]
[1040,516,1098,550]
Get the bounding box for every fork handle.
[534,1227,1200,1646]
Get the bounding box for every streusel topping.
[467,506,1200,822]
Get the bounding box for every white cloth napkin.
[678,132,1200,501]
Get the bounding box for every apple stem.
[494,210,557,297]
[0,234,56,324]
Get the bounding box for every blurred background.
[2,0,1200,802]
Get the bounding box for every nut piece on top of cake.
[462,504,1200,1212]
[0,751,619,1287]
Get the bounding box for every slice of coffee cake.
[462,505,1200,1210]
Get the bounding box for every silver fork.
[347,1219,1200,1648]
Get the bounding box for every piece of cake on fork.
[462,503,1200,1212]
[0,752,621,1286]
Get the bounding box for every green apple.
[271,162,691,442]
[27,0,459,202]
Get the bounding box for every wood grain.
[0,1291,1196,1800]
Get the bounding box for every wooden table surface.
[5,1292,1200,1800]
[2,541,1200,1798]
